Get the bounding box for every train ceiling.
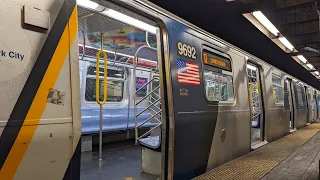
[77,6,158,61]
[148,0,320,89]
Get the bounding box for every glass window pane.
[85,78,124,102]
[297,86,304,106]
[272,75,283,104]
[204,70,234,102]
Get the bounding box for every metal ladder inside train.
[132,44,162,149]
[249,82,261,121]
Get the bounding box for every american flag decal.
[176,60,200,86]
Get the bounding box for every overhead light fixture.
[102,9,157,34]
[247,64,257,71]
[252,11,279,36]
[77,0,100,9]
[297,55,307,64]
[314,71,319,75]
[278,37,295,51]
[306,63,314,70]
[77,0,157,34]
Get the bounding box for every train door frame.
[316,92,320,120]
[305,86,312,123]
[246,62,265,147]
[284,78,295,130]
[77,1,172,179]
[117,2,172,179]
[315,90,318,121]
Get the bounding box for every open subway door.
[77,0,169,180]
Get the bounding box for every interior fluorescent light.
[297,55,307,64]
[278,37,295,51]
[247,64,257,71]
[77,0,100,9]
[314,71,319,75]
[252,11,279,36]
[77,0,157,34]
[306,63,314,70]
[103,9,157,34]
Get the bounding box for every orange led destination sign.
[202,49,232,71]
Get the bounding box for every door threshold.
[251,140,268,150]
[289,128,297,133]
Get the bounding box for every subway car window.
[85,79,124,102]
[202,48,234,102]
[85,66,125,102]
[272,75,284,105]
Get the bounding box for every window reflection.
[85,67,125,102]
[272,75,284,105]
[204,70,234,102]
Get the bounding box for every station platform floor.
[196,121,320,180]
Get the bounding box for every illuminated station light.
[278,37,295,52]
[306,63,314,70]
[297,55,307,64]
[252,11,279,36]
[250,11,320,79]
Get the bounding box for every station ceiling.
[148,0,320,89]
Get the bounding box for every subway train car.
[0,0,319,180]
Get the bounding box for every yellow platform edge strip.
[195,122,320,180]
[0,6,78,179]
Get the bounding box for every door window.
[272,75,284,105]
[296,85,305,107]
[204,71,234,102]
[202,47,234,103]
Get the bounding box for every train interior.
[247,63,265,146]
[284,78,295,131]
[77,2,164,179]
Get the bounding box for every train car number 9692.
[177,41,197,60]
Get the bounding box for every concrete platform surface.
[262,131,320,180]
[196,122,320,180]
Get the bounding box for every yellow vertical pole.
[96,33,107,168]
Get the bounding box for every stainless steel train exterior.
[0,0,319,180]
